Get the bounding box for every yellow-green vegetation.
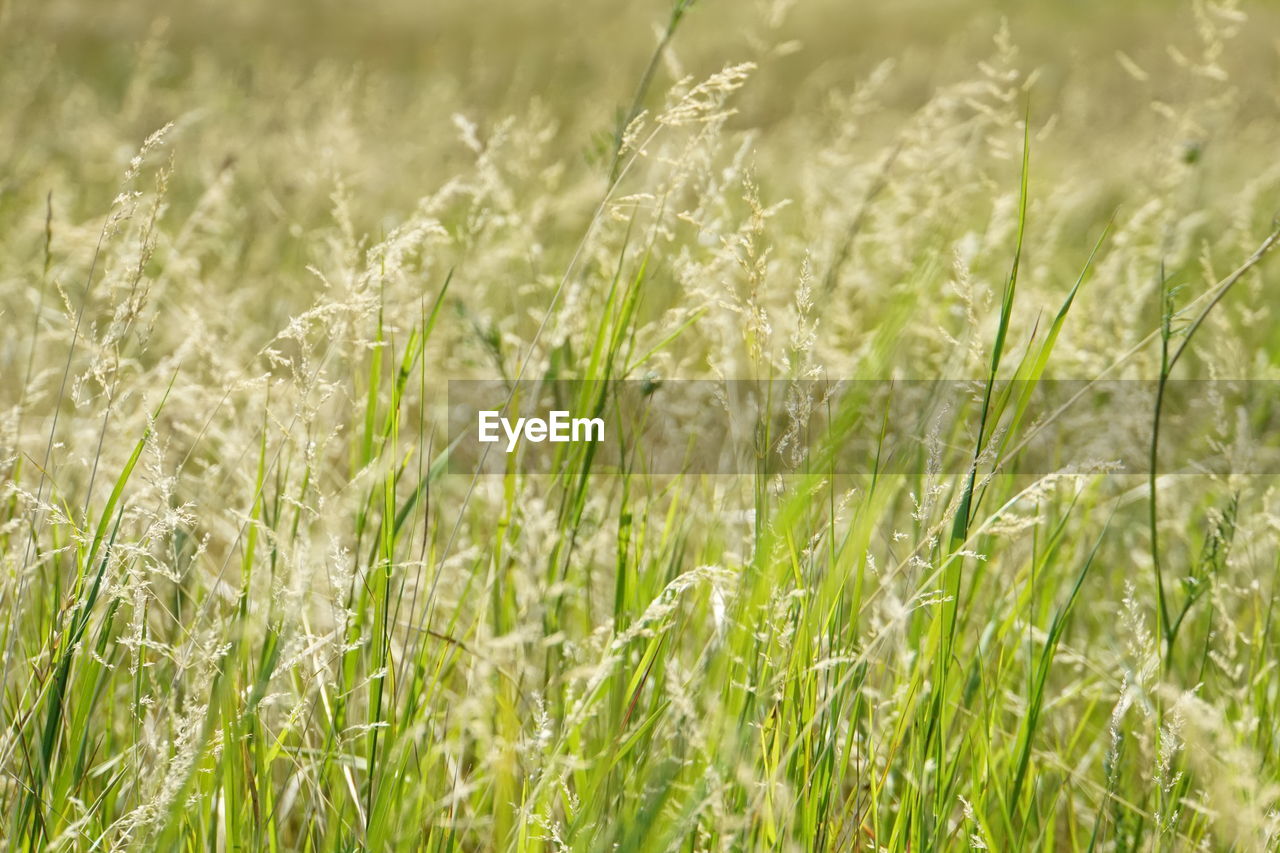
[4,0,1280,849]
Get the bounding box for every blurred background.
[6,0,1279,216]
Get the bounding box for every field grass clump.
[3,0,1280,849]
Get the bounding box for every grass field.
[5,0,1280,849]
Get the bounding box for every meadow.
[4,0,1280,849]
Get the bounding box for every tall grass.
[3,0,1280,849]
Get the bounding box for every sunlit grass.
[3,0,1280,850]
